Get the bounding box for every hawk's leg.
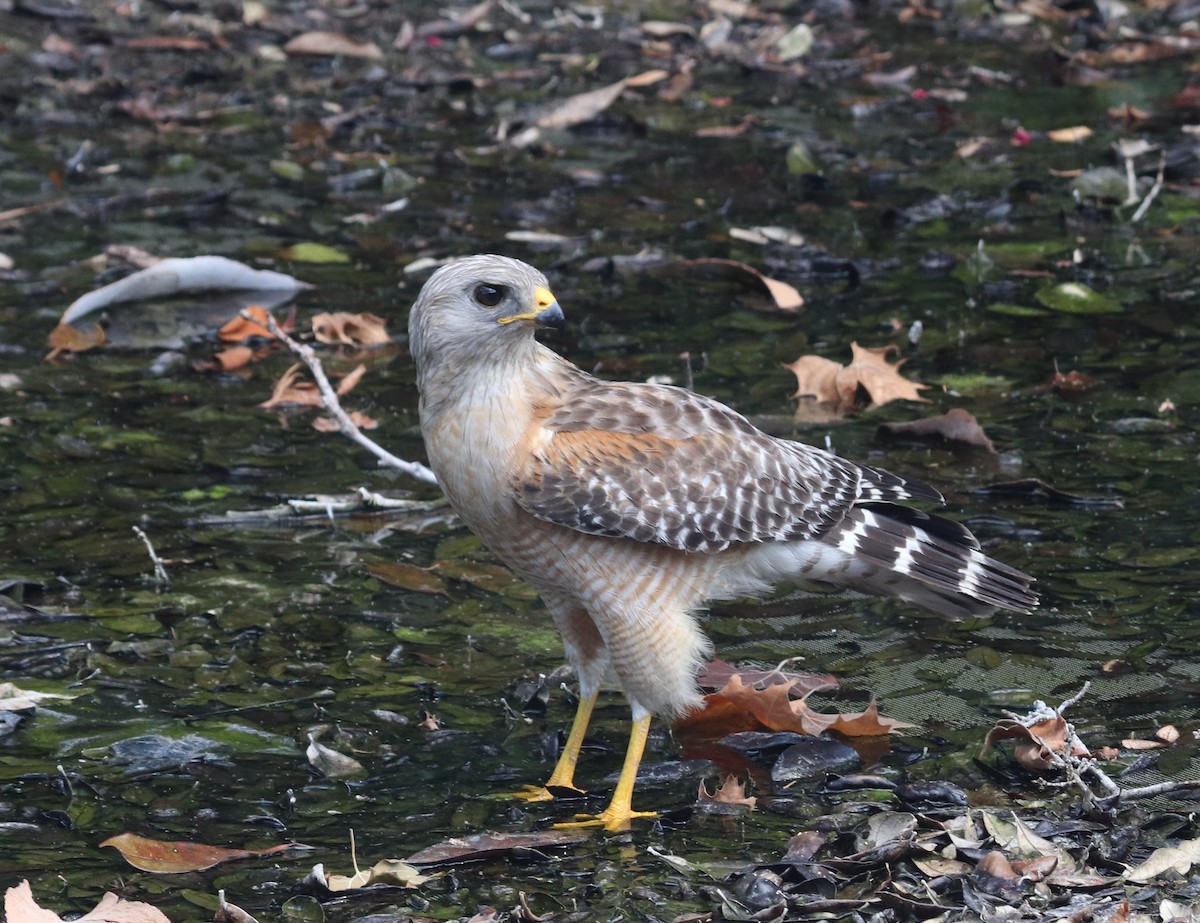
[555,712,657,832]
[511,689,595,802]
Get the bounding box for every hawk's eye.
[473,283,506,308]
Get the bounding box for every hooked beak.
[497,286,565,330]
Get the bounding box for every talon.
[554,807,658,833]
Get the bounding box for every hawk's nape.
[408,254,1036,831]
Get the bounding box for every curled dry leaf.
[201,345,255,373]
[99,832,305,874]
[4,880,170,923]
[786,342,928,421]
[311,311,390,347]
[324,858,429,891]
[260,363,365,409]
[1156,724,1180,744]
[283,31,383,59]
[219,305,278,342]
[982,714,1090,771]
[312,410,378,433]
[680,257,804,312]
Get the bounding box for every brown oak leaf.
[786,341,928,421]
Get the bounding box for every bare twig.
[253,310,439,486]
[1130,153,1165,223]
[1008,683,1200,809]
[132,525,169,585]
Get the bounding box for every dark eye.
[473,283,506,308]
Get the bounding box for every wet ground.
[1,0,1199,920]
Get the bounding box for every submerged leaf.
[876,408,996,453]
[99,833,303,874]
[1035,282,1122,314]
[405,830,587,867]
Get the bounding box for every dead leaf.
[99,832,303,874]
[324,857,429,891]
[336,364,366,395]
[259,363,364,409]
[4,880,170,923]
[201,346,255,373]
[219,305,278,342]
[312,312,390,346]
[1046,126,1093,143]
[313,410,378,432]
[306,733,366,779]
[1126,837,1200,883]
[367,562,449,595]
[533,78,628,131]
[982,714,1089,771]
[0,682,76,711]
[624,69,670,88]
[676,674,913,737]
[260,365,321,408]
[1051,368,1098,393]
[125,36,211,52]
[976,849,1019,880]
[405,830,587,867]
[697,774,757,809]
[876,408,996,453]
[46,321,106,360]
[787,341,928,420]
[679,257,804,312]
[1157,724,1180,744]
[284,32,383,59]
[1120,737,1165,751]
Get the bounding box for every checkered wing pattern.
[516,380,938,553]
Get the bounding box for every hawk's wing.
[514,379,941,553]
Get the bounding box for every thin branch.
[1130,153,1165,223]
[132,526,169,585]
[253,310,439,486]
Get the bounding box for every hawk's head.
[408,255,564,368]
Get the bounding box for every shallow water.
[1,1,1198,917]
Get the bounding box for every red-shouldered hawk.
[408,254,1036,831]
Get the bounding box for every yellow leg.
[511,691,596,802]
[556,713,657,832]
